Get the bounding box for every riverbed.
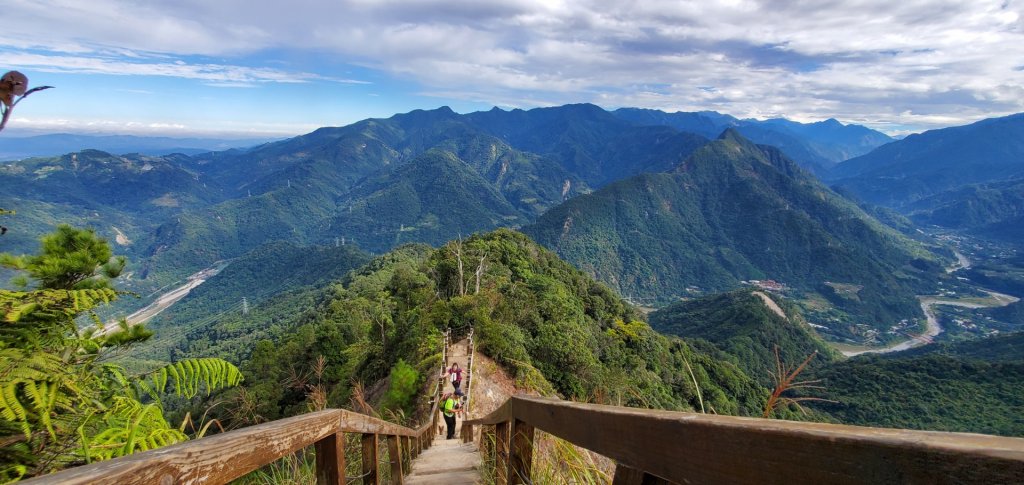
[839,251,1018,357]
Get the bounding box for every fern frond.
[146,358,242,400]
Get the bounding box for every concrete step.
[406,440,480,484]
[405,469,480,485]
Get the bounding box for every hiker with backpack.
[441,391,461,439]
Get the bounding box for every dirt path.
[753,291,787,320]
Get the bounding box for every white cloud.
[3,0,1023,133]
[10,115,317,137]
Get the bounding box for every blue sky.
[3,0,1022,137]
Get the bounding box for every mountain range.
[2,103,1019,346]
[613,108,893,174]
[829,113,1024,209]
[0,133,278,160]
[524,129,941,342]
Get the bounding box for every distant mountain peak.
[716,127,747,142]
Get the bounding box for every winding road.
[841,251,1018,357]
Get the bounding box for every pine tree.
[0,226,242,480]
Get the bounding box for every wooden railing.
[462,327,475,415]
[25,330,454,485]
[461,395,1024,485]
[24,408,435,485]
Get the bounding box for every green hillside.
[907,179,1024,237]
[526,130,942,343]
[0,150,222,258]
[649,290,841,386]
[127,240,371,364]
[181,230,769,420]
[324,144,586,252]
[809,351,1024,436]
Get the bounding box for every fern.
[145,358,244,400]
[82,397,188,462]
[1,226,245,479]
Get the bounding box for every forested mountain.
[125,240,371,367]
[648,290,1024,436]
[0,150,226,271]
[3,103,903,300]
[613,108,892,172]
[808,333,1024,436]
[904,179,1024,242]
[830,113,1024,208]
[134,230,771,421]
[465,104,710,186]
[649,290,841,386]
[525,129,942,342]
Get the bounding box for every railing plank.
[361,433,378,485]
[494,421,510,485]
[498,395,1024,485]
[22,409,344,485]
[612,464,672,485]
[315,431,346,485]
[387,435,404,485]
[508,419,534,485]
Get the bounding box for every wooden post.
[612,464,645,485]
[508,419,535,485]
[387,435,404,485]
[482,425,496,464]
[314,432,346,485]
[401,436,411,469]
[494,421,510,485]
[361,433,378,485]
[462,423,474,443]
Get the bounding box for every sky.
[2,0,1022,138]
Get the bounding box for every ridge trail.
[406,337,482,484]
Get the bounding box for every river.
[98,261,230,335]
[840,251,1018,357]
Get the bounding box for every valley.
[4,102,1024,483]
[5,4,1024,481]
[106,261,230,333]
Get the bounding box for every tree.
[0,226,242,481]
[1,224,126,290]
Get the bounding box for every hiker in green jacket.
[442,392,460,439]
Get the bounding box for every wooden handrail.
[464,395,1024,484]
[24,409,424,485]
[24,329,454,485]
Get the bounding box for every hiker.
[446,362,464,396]
[441,391,460,439]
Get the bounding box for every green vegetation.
[649,290,840,386]
[0,226,241,480]
[906,179,1024,242]
[526,130,942,342]
[808,352,1024,436]
[123,241,372,366]
[613,108,892,173]
[216,230,768,424]
[381,359,420,413]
